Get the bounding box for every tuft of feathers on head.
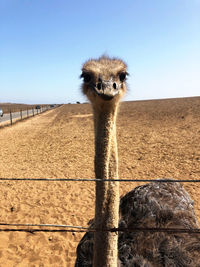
[81,55,128,78]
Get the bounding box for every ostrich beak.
[94,79,120,101]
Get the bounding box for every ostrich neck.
[93,105,119,267]
[94,108,118,180]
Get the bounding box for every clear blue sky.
[0,0,199,104]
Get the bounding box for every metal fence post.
[20,110,22,120]
[32,108,34,116]
[27,109,28,118]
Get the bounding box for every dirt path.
[0,98,200,266]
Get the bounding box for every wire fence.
[0,104,60,126]
[0,107,45,126]
[0,222,200,234]
[1,177,200,182]
[1,177,200,234]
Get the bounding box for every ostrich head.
[81,56,128,108]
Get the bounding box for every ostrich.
[80,56,127,266]
[75,56,200,266]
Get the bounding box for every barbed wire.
[0,223,200,234]
[0,178,200,182]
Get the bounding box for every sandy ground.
[0,97,200,266]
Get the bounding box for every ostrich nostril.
[113,83,117,89]
[97,83,102,90]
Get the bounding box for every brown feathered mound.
[75,181,200,266]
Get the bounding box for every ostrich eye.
[119,72,127,82]
[81,72,92,83]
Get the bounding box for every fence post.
[27,109,29,118]
[10,111,12,125]
[20,110,22,120]
[32,108,34,116]
[37,109,38,114]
